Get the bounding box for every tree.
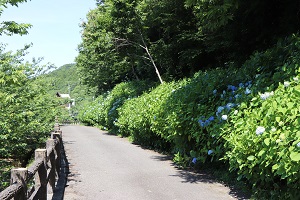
[0,46,59,166]
[185,0,300,65]
[76,0,203,93]
[77,0,300,94]
[76,5,130,94]
[0,0,32,36]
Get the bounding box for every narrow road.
[61,125,245,200]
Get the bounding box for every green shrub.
[220,35,300,198]
[79,34,300,198]
[222,74,300,199]
[116,82,178,149]
[77,95,105,126]
[0,47,59,188]
[78,80,152,131]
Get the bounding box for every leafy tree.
[185,0,300,65]
[76,5,130,94]
[77,0,300,93]
[138,0,203,78]
[0,46,59,166]
[77,0,203,92]
[0,0,32,36]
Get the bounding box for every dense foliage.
[0,0,32,36]
[78,35,300,198]
[41,63,94,119]
[77,0,300,93]
[0,1,64,190]
[78,80,153,133]
[0,46,62,190]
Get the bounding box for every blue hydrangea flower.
[226,103,235,110]
[297,142,300,148]
[228,85,237,91]
[208,116,214,121]
[192,157,197,164]
[198,120,205,127]
[245,88,251,95]
[234,94,241,99]
[208,150,213,155]
[245,81,252,87]
[213,89,217,95]
[217,106,224,113]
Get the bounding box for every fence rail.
[0,124,63,200]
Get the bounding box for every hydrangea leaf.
[264,138,270,146]
[290,152,300,162]
[247,155,255,161]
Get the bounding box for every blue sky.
[0,0,96,67]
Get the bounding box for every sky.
[0,0,97,68]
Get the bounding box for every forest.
[1,0,300,199]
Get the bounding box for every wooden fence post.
[10,168,28,200]
[46,139,56,192]
[54,123,60,132]
[35,149,47,200]
[52,133,62,177]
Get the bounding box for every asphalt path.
[61,125,245,200]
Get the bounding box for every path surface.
[62,125,245,200]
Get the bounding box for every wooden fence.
[0,124,64,200]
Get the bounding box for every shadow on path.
[51,140,69,200]
[150,155,251,200]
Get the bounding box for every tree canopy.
[76,0,300,93]
[0,0,61,172]
[0,0,32,36]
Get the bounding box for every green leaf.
[264,138,270,146]
[287,102,294,109]
[272,164,279,171]
[258,149,265,157]
[278,107,287,115]
[293,88,300,97]
[290,152,300,162]
[275,117,281,122]
[247,155,255,161]
[272,101,278,109]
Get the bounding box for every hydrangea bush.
[79,34,300,198]
[78,81,152,131]
[222,74,300,199]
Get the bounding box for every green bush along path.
[62,125,244,200]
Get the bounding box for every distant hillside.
[42,63,94,106]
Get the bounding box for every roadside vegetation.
[78,34,300,199]
[1,0,300,198]
[76,1,300,198]
[0,1,76,191]
[0,45,64,190]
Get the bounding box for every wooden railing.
[0,124,64,200]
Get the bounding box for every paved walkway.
[61,125,246,200]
